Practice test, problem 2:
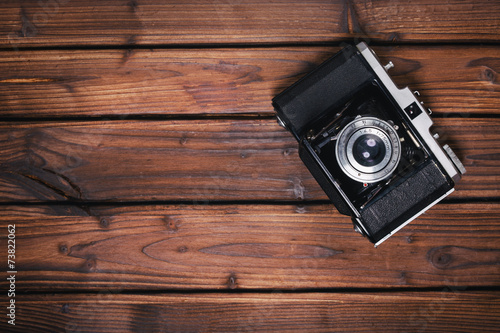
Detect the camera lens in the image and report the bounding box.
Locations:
[335,117,401,183]
[353,134,386,167]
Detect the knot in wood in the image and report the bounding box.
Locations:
[99,218,110,228]
[59,244,68,254]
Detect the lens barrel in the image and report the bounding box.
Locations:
[336,117,401,183]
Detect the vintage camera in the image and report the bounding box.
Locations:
[273,42,466,246]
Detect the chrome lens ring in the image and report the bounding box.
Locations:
[336,117,401,183]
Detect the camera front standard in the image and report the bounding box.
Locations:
[273,42,466,246]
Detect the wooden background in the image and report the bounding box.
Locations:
[1,0,499,331]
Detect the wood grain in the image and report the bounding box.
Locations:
[1,0,499,49]
[0,46,498,118]
[1,292,498,332]
[0,118,497,203]
[1,203,499,291]
[2,1,498,331]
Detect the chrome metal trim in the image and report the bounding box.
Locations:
[443,144,467,176]
[356,42,462,183]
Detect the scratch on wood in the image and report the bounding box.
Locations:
[0,78,58,83]
[128,0,139,12]
[0,76,99,84]
[399,271,408,285]
[295,205,307,214]
[19,6,37,38]
[127,35,137,45]
[41,168,83,200]
[341,0,364,35]
[17,172,71,200]
[228,272,237,289]
[292,177,305,201]
[122,49,135,65]
[60,304,70,314]
[70,241,98,254]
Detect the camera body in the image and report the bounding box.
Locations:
[273,42,466,246]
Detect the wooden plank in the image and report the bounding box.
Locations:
[1,292,498,332]
[2,0,499,49]
[0,46,498,118]
[1,203,499,291]
[0,118,497,203]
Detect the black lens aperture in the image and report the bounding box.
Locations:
[353,134,386,167]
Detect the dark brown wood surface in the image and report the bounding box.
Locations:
[0,118,498,202]
[2,292,499,332]
[0,46,498,118]
[0,0,499,331]
[0,203,499,291]
[2,0,500,48]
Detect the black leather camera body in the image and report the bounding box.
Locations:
[273,42,466,246]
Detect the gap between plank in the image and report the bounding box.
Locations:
[0,113,498,123]
[0,197,498,209]
[1,40,500,53]
[13,285,500,297]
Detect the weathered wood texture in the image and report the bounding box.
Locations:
[1,1,499,331]
[0,118,497,203]
[2,0,500,48]
[1,46,498,118]
[1,203,498,291]
[1,292,499,332]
